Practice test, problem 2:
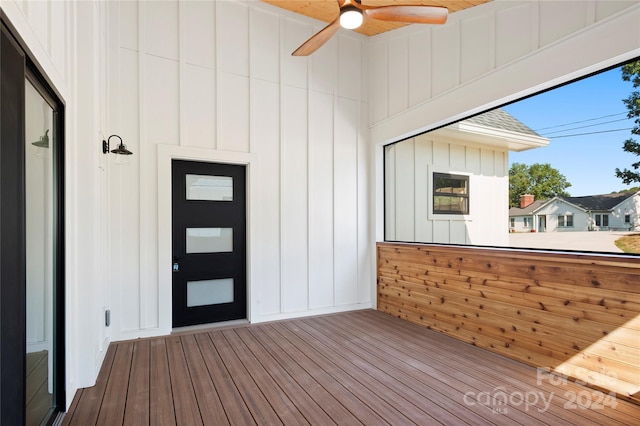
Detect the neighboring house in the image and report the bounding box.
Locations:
[386,108,548,246]
[509,191,640,232]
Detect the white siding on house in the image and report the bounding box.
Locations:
[511,216,533,233]
[610,194,640,230]
[385,134,508,246]
[511,194,640,233]
[536,200,588,232]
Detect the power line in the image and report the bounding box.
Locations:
[548,127,633,139]
[540,118,630,136]
[533,112,627,132]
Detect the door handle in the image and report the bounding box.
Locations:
[172,256,181,272]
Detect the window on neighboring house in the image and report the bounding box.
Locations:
[510,218,515,228]
[433,173,469,215]
[595,214,609,227]
[558,214,573,227]
[625,214,631,223]
[523,217,531,228]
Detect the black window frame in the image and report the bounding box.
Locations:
[432,172,470,215]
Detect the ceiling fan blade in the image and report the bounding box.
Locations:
[292,18,341,56]
[364,5,448,24]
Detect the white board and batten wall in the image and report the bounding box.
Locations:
[370,0,640,143]
[385,134,508,246]
[107,0,374,344]
[3,0,640,406]
[2,0,114,402]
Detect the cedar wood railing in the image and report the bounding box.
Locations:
[377,242,640,405]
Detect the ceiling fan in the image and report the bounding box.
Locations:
[292,0,448,56]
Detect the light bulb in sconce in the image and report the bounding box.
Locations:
[114,153,131,166]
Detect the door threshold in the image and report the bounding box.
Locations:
[171,318,249,335]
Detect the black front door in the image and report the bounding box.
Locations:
[171,160,246,327]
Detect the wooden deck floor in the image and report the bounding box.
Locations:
[63,310,639,425]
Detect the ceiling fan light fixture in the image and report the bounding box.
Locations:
[339,6,363,30]
[291,1,447,56]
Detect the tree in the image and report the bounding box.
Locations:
[611,187,640,194]
[615,60,640,184]
[509,163,571,207]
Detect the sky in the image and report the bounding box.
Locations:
[502,61,638,197]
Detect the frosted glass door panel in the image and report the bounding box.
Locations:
[186,174,233,201]
[186,228,233,253]
[187,279,234,307]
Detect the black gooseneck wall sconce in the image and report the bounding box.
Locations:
[32,129,50,159]
[32,129,49,148]
[102,134,133,156]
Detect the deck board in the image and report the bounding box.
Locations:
[65,344,116,425]
[307,315,509,426]
[287,319,438,425]
[193,332,256,426]
[233,328,334,424]
[355,310,635,426]
[208,330,283,425]
[63,310,640,426]
[149,338,176,426]
[249,324,367,424]
[342,312,565,425]
[166,335,203,425]
[273,321,413,424]
[180,334,229,426]
[222,329,311,425]
[96,342,133,425]
[123,340,150,426]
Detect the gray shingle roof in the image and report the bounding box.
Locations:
[564,192,637,211]
[508,199,548,215]
[509,191,638,216]
[464,108,540,137]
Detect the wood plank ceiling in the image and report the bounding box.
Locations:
[261,0,493,36]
